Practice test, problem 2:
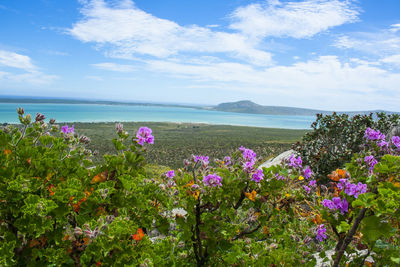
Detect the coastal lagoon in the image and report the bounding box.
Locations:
[0,103,315,129]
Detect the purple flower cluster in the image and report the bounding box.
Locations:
[275,174,285,180]
[61,124,74,134]
[194,155,209,167]
[288,154,302,168]
[316,224,327,242]
[337,179,367,198]
[309,180,317,187]
[303,166,312,179]
[165,170,175,179]
[322,197,348,214]
[239,146,257,173]
[364,127,385,141]
[392,136,400,150]
[364,155,378,175]
[251,169,264,183]
[203,173,222,188]
[136,127,154,146]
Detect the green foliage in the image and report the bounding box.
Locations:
[1,110,400,266]
[294,112,400,181]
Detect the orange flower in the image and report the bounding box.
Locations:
[96,262,102,267]
[132,228,145,241]
[3,149,11,155]
[245,190,257,202]
[83,237,91,245]
[336,169,346,178]
[62,234,70,241]
[263,226,269,235]
[91,172,107,183]
[27,158,31,165]
[48,184,56,196]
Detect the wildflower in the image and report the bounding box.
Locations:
[61,124,74,134]
[223,156,231,165]
[49,118,56,124]
[136,127,154,146]
[203,173,222,187]
[245,190,257,202]
[309,180,317,187]
[243,161,255,173]
[251,169,264,183]
[275,173,285,180]
[316,224,327,242]
[303,166,312,179]
[242,148,257,163]
[364,155,378,175]
[165,170,175,179]
[364,128,385,141]
[288,154,302,168]
[115,123,124,134]
[17,107,24,115]
[322,199,335,210]
[3,149,11,155]
[132,228,145,241]
[392,136,400,150]
[303,185,311,194]
[298,176,304,181]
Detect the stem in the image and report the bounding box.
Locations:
[234,182,249,209]
[359,243,374,267]
[332,207,367,267]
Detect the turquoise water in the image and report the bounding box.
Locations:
[0,103,315,129]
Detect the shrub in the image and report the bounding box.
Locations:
[294,112,400,182]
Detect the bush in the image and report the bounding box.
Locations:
[1,109,400,266]
[294,112,400,182]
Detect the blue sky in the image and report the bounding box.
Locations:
[0,0,400,111]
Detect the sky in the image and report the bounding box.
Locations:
[0,0,400,111]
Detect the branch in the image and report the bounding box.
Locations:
[232,223,261,241]
[234,182,248,209]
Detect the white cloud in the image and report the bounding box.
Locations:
[92,62,136,72]
[229,0,359,39]
[381,54,400,66]
[334,26,400,56]
[0,50,36,71]
[68,0,273,66]
[0,50,57,85]
[145,56,400,110]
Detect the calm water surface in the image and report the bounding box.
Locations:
[0,103,315,129]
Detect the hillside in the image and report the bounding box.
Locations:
[213,100,399,116]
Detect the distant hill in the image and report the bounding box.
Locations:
[213,100,399,116]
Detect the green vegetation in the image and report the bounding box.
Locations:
[1,110,400,266]
[75,122,308,168]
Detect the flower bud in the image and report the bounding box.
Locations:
[17,107,24,115]
[25,114,31,124]
[115,123,124,134]
[35,113,46,122]
[74,227,83,236]
[79,135,91,144]
[49,118,56,124]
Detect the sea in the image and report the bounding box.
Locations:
[0,103,315,129]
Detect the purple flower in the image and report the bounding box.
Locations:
[243,161,255,173]
[288,154,302,168]
[377,140,389,148]
[364,155,378,175]
[340,198,348,214]
[223,156,231,165]
[136,127,154,146]
[61,124,74,134]
[303,185,311,194]
[165,170,175,179]
[309,180,317,187]
[322,199,335,210]
[203,173,222,188]
[194,155,209,167]
[241,147,257,163]
[316,224,327,242]
[303,166,312,179]
[339,179,367,198]
[275,173,285,180]
[251,169,264,183]
[392,136,400,150]
[364,128,385,141]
